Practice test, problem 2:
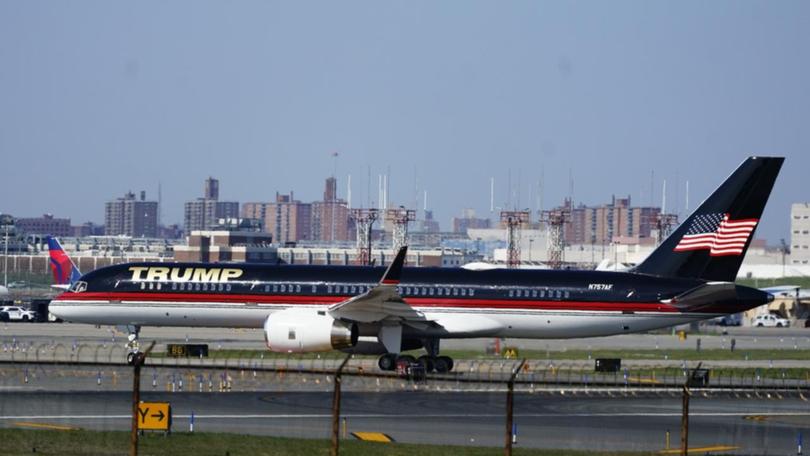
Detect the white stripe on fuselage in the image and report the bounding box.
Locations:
[49,299,714,339]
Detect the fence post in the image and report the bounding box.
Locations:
[131,341,156,456]
[331,354,352,456]
[505,358,526,456]
[680,362,702,456]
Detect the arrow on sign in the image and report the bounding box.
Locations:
[151,410,165,421]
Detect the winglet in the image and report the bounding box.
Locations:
[381,246,407,285]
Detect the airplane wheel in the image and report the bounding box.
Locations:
[436,356,454,373]
[127,352,137,365]
[378,353,397,371]
[416,355,434,372]
[396,354,416,365]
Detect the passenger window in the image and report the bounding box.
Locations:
[226,284,231,292]
[421,287,427,295]
[280,284,286,292]
[288,328,296,340]
[295,285,301,293]
[172,283,177,291]
[564,291,570,299]
[531,290,537,298]
[508,290,514,297]
[312,285,317,293]
[351,286,356,294]
[460,288,466,296]
[469,288,475,296]
[429,288,434,296]
[452,288,458,296]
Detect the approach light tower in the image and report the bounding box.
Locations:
[500,210,530,269]
[540,208,570,270]
[350,208,378,266]
[386,207,416,252]
[654,213,679,246]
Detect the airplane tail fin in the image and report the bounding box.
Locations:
[47,236,81,287]
[633,156,783,282]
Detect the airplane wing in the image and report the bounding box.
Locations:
[328,247,427,323]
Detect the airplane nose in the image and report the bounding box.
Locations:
[765,291,775,303]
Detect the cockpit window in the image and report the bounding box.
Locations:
[70,281,88,293]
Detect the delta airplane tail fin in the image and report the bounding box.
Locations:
[633,156,783,282]
[47,236,81,289]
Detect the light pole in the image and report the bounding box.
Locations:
[1,216,12,288]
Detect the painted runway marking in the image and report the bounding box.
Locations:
[659,445,739,454]
[12,421,81,431]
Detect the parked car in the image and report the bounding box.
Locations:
[0,306,37,322]
[714,313,742,326]
[752,314,790,328]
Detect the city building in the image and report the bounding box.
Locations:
[243,193,312,245]
[174,229,277,263]
[560,196,660,246]
[72,222,105,237]
[311,177,351,242]
[452,208,491,234]
[790,203,810,265]
[104,191,158,237]
[184,177,240,232]
[15,214,71,237]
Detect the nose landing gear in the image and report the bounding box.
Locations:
[125,325,141,365]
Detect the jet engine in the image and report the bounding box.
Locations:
[263,309,358,353]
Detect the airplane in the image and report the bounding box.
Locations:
[47,236,82,290]
[50,156,783,370]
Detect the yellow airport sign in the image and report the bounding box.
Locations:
[137,402,171,431]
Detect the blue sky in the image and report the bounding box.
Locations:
[1,2,808,243]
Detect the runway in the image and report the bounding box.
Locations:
[2,322,809,352]
[0,391,807,454]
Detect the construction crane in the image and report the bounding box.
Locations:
[350,208,378,266]
[540,208,570,270]
[385,207,415,252]
[500,211,530,269]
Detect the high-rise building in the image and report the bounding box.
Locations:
[559,196,660,246]
[790,203,810,265]
[204,177,219,200]
[311,177,351,242]
[243,193,312,244]
[104,191,158,237]
[184,178,239,232]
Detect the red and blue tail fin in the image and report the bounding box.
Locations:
[47,236,81,288]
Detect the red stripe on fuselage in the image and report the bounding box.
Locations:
[54,291,680,313]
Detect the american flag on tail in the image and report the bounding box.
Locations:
[674,213,758,256]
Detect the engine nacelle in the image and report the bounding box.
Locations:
[263,309,358,353]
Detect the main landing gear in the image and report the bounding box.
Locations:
[377,353,454,373]
[125,325,141,365]
[377,337,454,374]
